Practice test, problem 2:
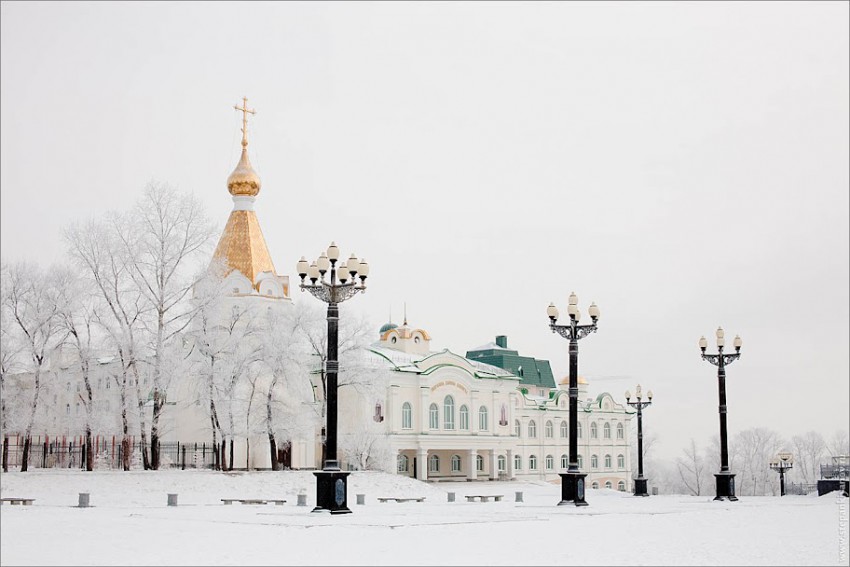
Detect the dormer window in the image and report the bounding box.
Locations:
[414,336,420,344]
[391,337,397,344]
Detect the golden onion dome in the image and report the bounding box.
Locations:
[227,148,261,196]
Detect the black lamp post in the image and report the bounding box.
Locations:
[547,292,600,507]
[769,452,794,497]
[699,327,742,502]
[625,384,653,497]
[297,242,369,515]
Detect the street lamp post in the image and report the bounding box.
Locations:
[769,452,794,496]
[297,242,369,515]
[547,292,600,507]
[625,385,653,497]
[699,327,742,502]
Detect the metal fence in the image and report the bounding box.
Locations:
[786,482,817,495]
[1,435,222,471]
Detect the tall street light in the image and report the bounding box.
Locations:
[297,242,369,515]
[769,452,794,497]
[699,327,742,502]
[625,384,653,497]
[547,292,600,507]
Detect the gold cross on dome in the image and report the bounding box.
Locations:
[233,96,256,147]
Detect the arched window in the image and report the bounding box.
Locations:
[545,455,554,470]
[66,404,70,415]
[75,402,80,415]
[444,396,455,430]
[577,454,584,468]
[497,455,507,472]
[590,422,598,439]
[605,454,612,469]
[560,454,568,469]
[476,454,484,472]
[459,405,469,430]
[528,420,537,438]
[529,455,538,470]
[66,382,70,392]
[499,403,508,426]
[479,406,488,431]
[617,454,625,469]
[429,404,439,429]
[397,454,409,472]
[591,454,598,469]
[97,378,102,389]
[577,423,583,438]
[605,481,613,489]
[514,419,521,437]
[617,423,624,439]
[402,402,412,429]
[560,421,568,438]
[451,454,462,472]
[428,454,440,473]
[545,421,554,439]
[603,422,611,439]
[591,481,599,489]
[618,480,626,492]
[514,454,522,470]
[106,379,110,390]
[374,402,384,422]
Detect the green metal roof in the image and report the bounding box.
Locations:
[465,346,556,389]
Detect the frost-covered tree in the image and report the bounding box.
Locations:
[65,219,148,471]
[676,438,710,496]
[186,262,262,470]
[55,269,101,471]
[293,302,381,466]
[115,182,215,470]
[791,431,827,484]
[2,262,68,471]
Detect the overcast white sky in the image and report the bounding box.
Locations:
[2,1,848,461]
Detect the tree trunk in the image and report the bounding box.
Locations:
[131,364,151,470]
[2,435,8,472]
[269,433,278,471]
[21,436,31,472]
[229,438,234,471]
[85,428,93,472]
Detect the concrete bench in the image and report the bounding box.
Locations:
[376,497,426,503]
[221,498,282,505]
[0,498,35,506]
[465,494,503,503]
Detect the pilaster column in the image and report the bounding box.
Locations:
[507,448,515,479]
[420,387,430,434]
[489,450,498,480]
[468,449,478,480]
[417,448,428,481]
[388,386,399,431]
[470,390,479,435]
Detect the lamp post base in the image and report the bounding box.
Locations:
[312,469,352,514]
[633,476,650,497]
[714,472,738,502]
[557,471,589,507]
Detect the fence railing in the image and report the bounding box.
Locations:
[1,435,223,471]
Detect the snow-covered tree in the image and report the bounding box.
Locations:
[65,219,148,471]
[115,182,215,470]
[2,262,68,471]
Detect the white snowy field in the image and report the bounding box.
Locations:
[1,469,847,566]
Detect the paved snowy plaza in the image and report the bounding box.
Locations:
[0,470,846,566]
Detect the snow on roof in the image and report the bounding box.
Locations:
[467,341,512,352]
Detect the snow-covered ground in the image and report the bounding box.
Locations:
[1,469,846,566]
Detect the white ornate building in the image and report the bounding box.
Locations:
[340,318,635,489]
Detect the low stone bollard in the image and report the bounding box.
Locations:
[297,493,307,507]
[652,487,658,496]
[447,492,455,502]
[515,491,523,503]
[167,494,178,507]
[356,494,365,505]
[78,493,90,508]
